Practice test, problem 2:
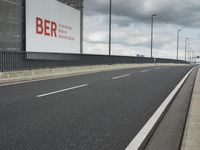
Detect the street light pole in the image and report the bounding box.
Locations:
[188,45,192,63]
[184,38,189,61]
[80,0,84,54]
[109,0,112,55]
[189,50,192,63]
[188,43,190,62]
[191,50,194,63]
[151,14,157,58]
[177,29,181,60]
[191,51,194,63]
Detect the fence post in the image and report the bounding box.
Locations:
[154,58,156,64]
[0,51,2,72]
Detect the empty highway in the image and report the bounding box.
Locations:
[0,65,193,150]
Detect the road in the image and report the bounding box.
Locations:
[0,65,193,150]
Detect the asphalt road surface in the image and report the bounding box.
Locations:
[0,65,193,150]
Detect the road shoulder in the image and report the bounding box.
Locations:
[144,67,198,150]
[181,67,200,150]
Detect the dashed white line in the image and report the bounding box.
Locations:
[36,84,88,98]
[125,67,195,150]
[140,69,150,73]
[112,74,130,80]
[155,67,161,70]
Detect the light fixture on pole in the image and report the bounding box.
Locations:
[176,29,181,60]
[151,14,157,58]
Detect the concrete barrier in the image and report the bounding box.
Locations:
[0,63,190,85]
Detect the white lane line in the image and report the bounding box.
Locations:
[155,67,161,70]
[36,84,88,98]
[112,74,130,80]
[140,69,150,73]
[125,67,195,150]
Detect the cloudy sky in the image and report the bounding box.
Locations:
[82,0,200,61]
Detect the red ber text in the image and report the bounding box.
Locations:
[36,17,57,37]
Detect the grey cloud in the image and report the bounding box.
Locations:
[84,0,200,27]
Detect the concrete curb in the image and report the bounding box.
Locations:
[0,63,189,85]
[181,67,200,150]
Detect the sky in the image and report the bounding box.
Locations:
[82,0,200,61]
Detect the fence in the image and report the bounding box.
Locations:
[0,51,188,72]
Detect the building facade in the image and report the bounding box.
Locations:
[0,0,22,51]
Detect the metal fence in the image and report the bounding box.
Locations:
[0,51,188,72]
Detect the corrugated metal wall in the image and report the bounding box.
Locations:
[58,0,83,9]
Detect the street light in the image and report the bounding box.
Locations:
[188,44,192,63]
[191,51,194,63]
[176,29,181,60]
[151,14,157,58]
[190,50,193,63]
[184,38,189,61]
[188,43,191,62]
[109,0,112,55]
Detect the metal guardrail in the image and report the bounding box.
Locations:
[0,51,188,72]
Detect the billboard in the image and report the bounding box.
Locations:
[26,0,80,53]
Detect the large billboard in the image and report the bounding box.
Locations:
[26,0,80,53]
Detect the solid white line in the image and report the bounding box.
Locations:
[36,84,88,98]
[125,67,195,150]
[112,74,130,80]
[140,69,149,73]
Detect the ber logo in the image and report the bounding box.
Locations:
[36,17,57,37]
[35,17,75,41]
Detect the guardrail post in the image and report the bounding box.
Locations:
[154,58,156,64]
[0,51,2,72]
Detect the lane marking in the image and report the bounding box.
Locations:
[140,69,149,73]
[36,84,88,98]
[125,67,195,150]
[112,74,130,80]
[155,67,161,70]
